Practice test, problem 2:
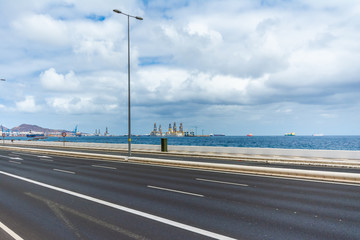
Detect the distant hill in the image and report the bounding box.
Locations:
[10,124,67,133]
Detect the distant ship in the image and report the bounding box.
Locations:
[284,132,295,136]
[26,133,45,138]
[313,133,324,136]
[210,134,225,137]
[26,131,46,140]
[26,130,45,138]
[247,133,253,137]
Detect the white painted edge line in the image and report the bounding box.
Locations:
[53,169,75,174]
[37,156,52,159]
[0,171,234,240]
[196,178,248,187]
[9,161,21,164]
[0,221,24,240]
[91,165,117,170]
[148,185,204,198]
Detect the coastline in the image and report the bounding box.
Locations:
[4,135,360,151]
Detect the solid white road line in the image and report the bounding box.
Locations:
[37,156,52,159]
[0,171,235,240]
[147,185,204,197]
[91,165,117,170]
[53,169,75,174]
[0,221,24,240]
[196,178,248,187]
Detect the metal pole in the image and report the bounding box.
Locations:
[127,15,131,157]
[113,9,142,157]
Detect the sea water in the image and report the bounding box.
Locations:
[10,135,360,151]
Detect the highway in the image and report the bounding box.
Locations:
[0,148,359,240]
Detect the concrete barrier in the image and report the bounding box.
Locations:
[167,145,360,160]
[1,145,359,184]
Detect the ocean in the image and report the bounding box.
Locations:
[8,135,360,151]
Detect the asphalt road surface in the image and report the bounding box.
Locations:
[4,143,360,173]
[0,148,359,240]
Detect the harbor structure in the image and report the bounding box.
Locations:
[150,122,185,136]
[150,123,163,136]
[166,122,184,136]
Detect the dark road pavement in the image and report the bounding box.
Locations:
[0,148,359,239]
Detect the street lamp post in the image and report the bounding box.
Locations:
[113,9,143,157]
[1,79,5,144]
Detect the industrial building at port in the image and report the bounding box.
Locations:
[150,122,195,137]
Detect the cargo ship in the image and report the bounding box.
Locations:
[26,130,45,138]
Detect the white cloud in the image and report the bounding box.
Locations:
[40,68,79,91]
[12,14,69,47]
[1,0,360,134]
[134,67,270,106]
[15,96,42,113]
[46,96,118,114]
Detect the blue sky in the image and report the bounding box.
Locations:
[0,0,359,135]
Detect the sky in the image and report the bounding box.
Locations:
[0,0,359,136]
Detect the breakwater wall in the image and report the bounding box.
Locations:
[4,139,360,160]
